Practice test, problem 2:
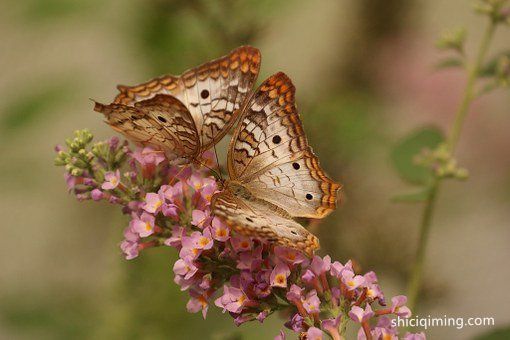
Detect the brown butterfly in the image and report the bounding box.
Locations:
[93,46,261,163]
[212,72,341,255]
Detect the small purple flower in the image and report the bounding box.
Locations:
[120,240,139,260]
[321,316,341,336]
[211,217,229,241]
[270,262,291,288]
[102,170,121,190]
[330,260,353,277]
[341,269,365,291]
[403,332,426,340]
[161,203,178,219]
[349,305,374,323]
[131,212,156,237]
[286,284,304,304]
[256,310,268,323]
[311,255,331,275]
[108,136,119,149]
[132,147,165,167]
[231,237,252,252]
[391,295,412,318]
[306,327,323,340]
[370,316,398,340]
[191,209,211,229]
[214,285,248,314]
[302,290,321,314]
[143,192,163,214]
[164,226,185,248]
[284,313,304,332]
[173,258,198,280]
[301,269,316,284]
[186,291,208,319]
[91,188,103,201]
[274,246,307,265]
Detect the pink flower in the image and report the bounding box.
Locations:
[403,332,426,340]
[270,262,291,288]
[275,246,307,265]
[321,316,341,337]
[186,291,209,319]
[302,290,321,314]
[349,305,374,323]
[91,188,103,201]
[301,268,316,282]
[191,209,211,228]
[191,230,214,250]
[341,269,365,290]
[161,203,178,219]
[284,313,304,332]
[132,147,165,167]
[330,260,352,277]
[102,170,121,190]
[256,310,268,323]
[369,317,398,340]
[231,237,252,252]
[164,226,185,248]
[131,212,156,237]
[306,327,323,340]
[173,258,198,280]
[391,295,412,318]
[214,286,248,314]
[211,217,229,241]
[286,284,304,304]
[311,255,331,275]
[143,192,163,213]
[120,240,138,260]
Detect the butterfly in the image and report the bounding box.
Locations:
[93,46,261,164]
[212,72,341,256]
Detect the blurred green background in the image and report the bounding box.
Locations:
[1,1,509,339]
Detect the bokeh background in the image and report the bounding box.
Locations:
[1,1,509,339]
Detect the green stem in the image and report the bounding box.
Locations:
[447,20,497,151]
[407,18,497,313]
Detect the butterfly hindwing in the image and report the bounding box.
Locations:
[94,94,199,161]
[212,191,319,255]
[113,46,261,153]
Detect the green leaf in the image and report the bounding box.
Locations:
[392,188,430,203]
[474,326,510,340]
[391,126,445,185]
[434,57,464,70]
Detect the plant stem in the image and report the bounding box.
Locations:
[447,20,497,151]
[407,18,497,313]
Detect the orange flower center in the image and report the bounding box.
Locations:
[199,237,209,247]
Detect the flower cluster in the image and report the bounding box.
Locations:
[55,130,426,339]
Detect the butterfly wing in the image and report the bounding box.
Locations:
[114,46,261,152]
[212,190,319,255]
[228,72,341,218]
[94,94,199,161]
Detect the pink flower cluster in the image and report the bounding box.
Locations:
[55,133,426,339]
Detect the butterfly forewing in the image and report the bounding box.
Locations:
[113,46,261,153]
[212,191,320,255]
[228,72,341,218]
[94,94,199,161]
